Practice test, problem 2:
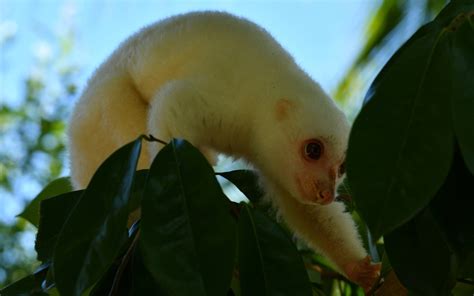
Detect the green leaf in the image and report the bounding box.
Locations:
[53,137,142,296]
[128,169,149,212]
[429,148,474,270]
[460,252,474,278]
[89,222,141,296]
[238,204,312,296]
[18,177,73,227]
[384,148,474,295]
[435,1,474,26]
[385,208,458,296]
[139,139,236,296]
[449,13,474,175]
[88,250,126,296]
[347,15,456,239]
[0,264,49,296]
[217,170,264,203]
[452,281,474,296]
[379,249,392,278]
[129,246,163,295]
[35,170,145,273]
[35,190,82,262]
[351,211,380,262]
[230,274,241,296]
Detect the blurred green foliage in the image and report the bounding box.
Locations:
[0,220,37,286]
[334,0,448,117]
[0,26,79,287]
[0,32,77,192]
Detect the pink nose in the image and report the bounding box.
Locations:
[318,190,334,205]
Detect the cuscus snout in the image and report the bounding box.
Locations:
[316,189,335,205]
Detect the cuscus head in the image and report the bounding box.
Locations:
[254,95,350,205]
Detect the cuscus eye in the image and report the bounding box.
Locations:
[303,139,323,160]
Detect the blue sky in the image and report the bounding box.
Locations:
[1,0,374,107]
[0,0,374,224]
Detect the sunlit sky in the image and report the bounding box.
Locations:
[1,0,374,105]
[0,0,374,224]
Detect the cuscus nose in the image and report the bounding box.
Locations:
[317,190,335,205]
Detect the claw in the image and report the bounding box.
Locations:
[343,256,381,293]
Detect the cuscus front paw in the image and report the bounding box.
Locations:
[343,256,381,293]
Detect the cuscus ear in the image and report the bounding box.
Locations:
[274,98,297,121]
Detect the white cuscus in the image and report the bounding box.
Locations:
[68,11,380,291]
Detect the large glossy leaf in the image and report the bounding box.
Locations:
[52,137,142,296]
[435,0,474,26]
[18,177,73,227]
[385,147,474,295]
[238,204,312,296]
[449,12,474,174]
[139,139,236,296]
[0,264,49,296]
[128,246,163,295]
[460,252,474,279]
[89,225,140,296]
[452,281,474,296]
[429,148,474,268]
[385,208,457,296]
[128,169,149,212]
[217,170,264,203]
[347,10,461,239]
[88,259,122,296]
[35,164,145,272]
[35,190,82,262]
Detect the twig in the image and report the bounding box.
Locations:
[143,134,168,145]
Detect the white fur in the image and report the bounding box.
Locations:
[68,11,367,280]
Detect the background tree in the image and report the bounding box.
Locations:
[0,22,78,285]
[336,0,448,117]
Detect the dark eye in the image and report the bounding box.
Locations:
[304,140,323,160]
[338,161,346,176]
